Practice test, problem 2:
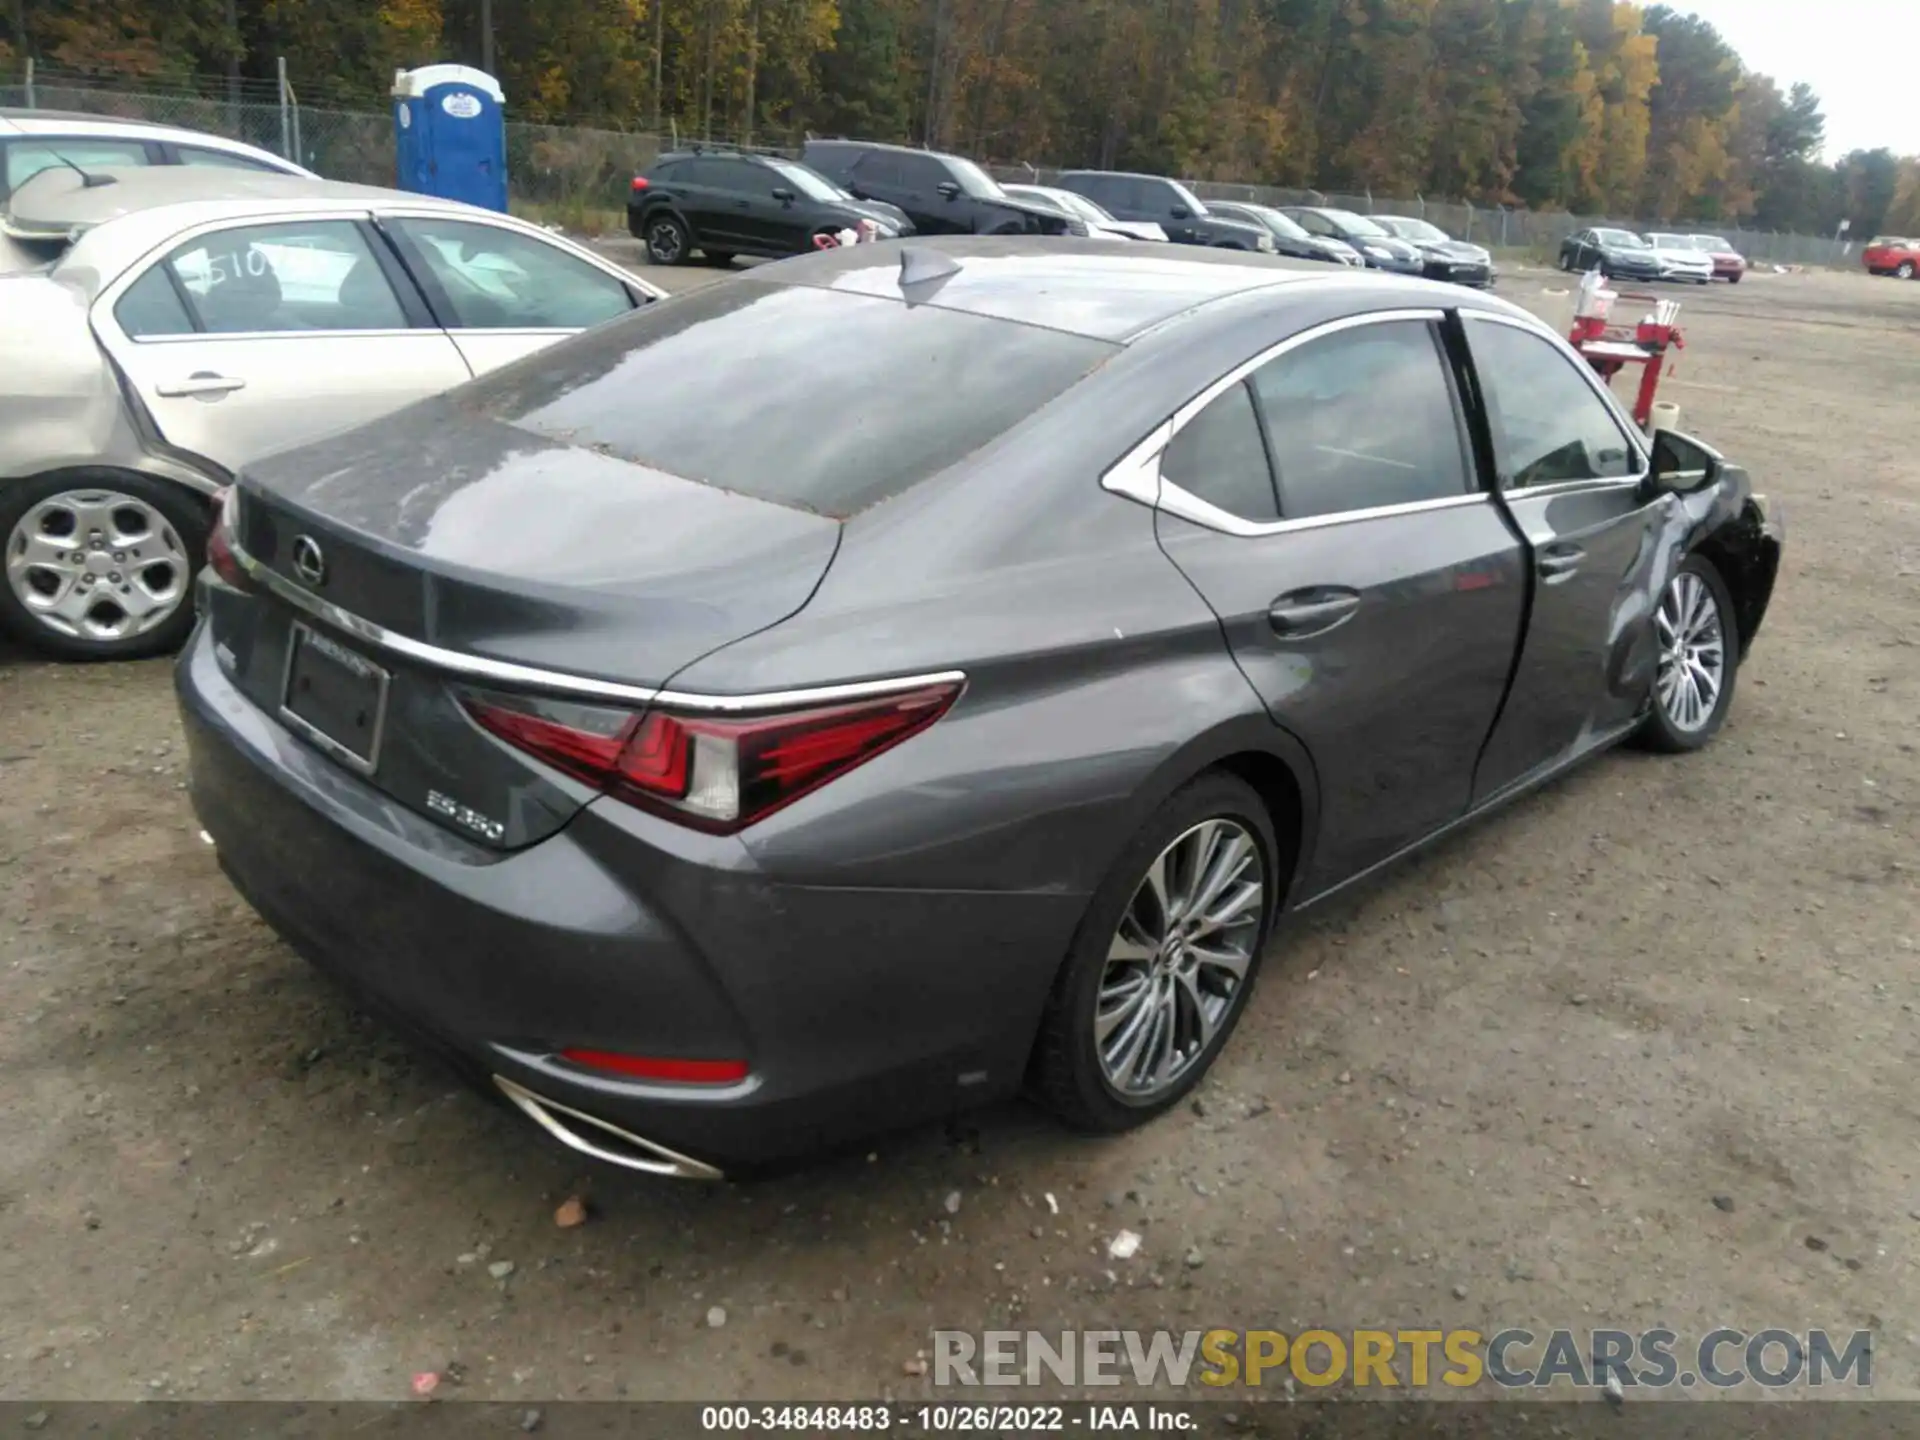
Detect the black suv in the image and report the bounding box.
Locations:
[1053,171,1273,251]
[798,140,1083,237]
[628,148,912,265]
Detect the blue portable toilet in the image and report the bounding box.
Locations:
[392,64,507,212]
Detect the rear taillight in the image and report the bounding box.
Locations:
[630,175,649,192]
[205,485,252,591]
[461,681,960,833]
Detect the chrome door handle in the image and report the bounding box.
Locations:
[156,373,247,397]
[1538,544,1585,582]
[1268,588,1362,638]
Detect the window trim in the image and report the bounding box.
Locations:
[1460,309,1649,492]
[1102,307,1493,538]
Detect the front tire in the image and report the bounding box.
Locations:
[644,213,691,266]
[1028,772,1279,1132]
[1902,261,1919,280]
[1633,555,1739,754]
[0,470,208,661]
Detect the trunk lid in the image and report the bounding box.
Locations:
[212,395,841,849]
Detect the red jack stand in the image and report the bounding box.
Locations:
[1566,273,1684,429]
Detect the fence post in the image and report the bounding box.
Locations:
[1500,207,1509,248]
[276,57,292,160]
[1464,200,1473,242]
[290,84,303,166]
[23,57,34,109]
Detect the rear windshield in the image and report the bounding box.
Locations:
[464,279,1116,518]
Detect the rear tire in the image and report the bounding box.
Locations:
[1901,261,1918,280]
[1028,772,1279,1133]
[1728,272,1741,284]
[0,470,208,662]
[1632,555,1739,754]
[644,213,691,266]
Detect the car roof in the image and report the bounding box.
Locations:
[747,234,1421,343]
[804,139,958,160]
[3,165,468,238]
[0,107,179,133]
[656,148,776,165]
[1057,169,1181,181]
[0,108,302,161]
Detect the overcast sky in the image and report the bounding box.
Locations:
[1672,0,1916,160]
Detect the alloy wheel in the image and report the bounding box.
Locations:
[648,219,684,263]
[1094,819,1265,1102]
[1654,570,1726,734]
[5,490,188,643]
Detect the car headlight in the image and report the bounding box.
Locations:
[1363,244,1392,259]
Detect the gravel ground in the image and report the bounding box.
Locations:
[1,261,1916,1404]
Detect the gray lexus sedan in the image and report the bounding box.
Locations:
[177,238,1784,1179]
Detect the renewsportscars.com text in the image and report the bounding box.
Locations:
[933,1328,1872,1391]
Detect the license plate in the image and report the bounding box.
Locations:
[280,622,390,774]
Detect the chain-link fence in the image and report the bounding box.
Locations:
[1,68,1855,265]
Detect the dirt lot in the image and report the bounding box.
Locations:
[2,262,1917,1405]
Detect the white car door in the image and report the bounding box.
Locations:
[378,213,646,375]
[92,214,472,474]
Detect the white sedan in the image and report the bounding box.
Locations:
[0,166,663,659]
[1645,232,1715,285]
[1003,183,1168,242]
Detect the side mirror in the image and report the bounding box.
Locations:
[1169,205,1191,221]
[936,180,961,200]
[1647,428,1724,496]
[771,186,795,204]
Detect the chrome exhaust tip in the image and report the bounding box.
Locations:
[493,1075,724,1181]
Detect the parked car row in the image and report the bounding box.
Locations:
[1559,226,1746,283]
[624,140,1502,286]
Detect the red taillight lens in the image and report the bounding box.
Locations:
[560,1048,747,1085]
[462,692,635,786]
[460,681,960,833]
[205,485,253,591]
[630,175,649,192]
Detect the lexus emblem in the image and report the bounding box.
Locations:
[291,535,327,587]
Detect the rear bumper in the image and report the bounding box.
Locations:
[175,623,1076,1175]
[1423,259,1494,287]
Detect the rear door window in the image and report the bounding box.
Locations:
[1248,319,1472,519]
[157,220,409,334]
[852,153,906,190]
[466,281,1116,517]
